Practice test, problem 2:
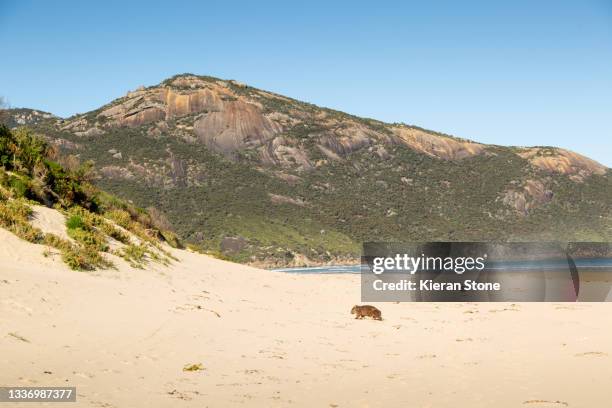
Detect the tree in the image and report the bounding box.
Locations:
[12,127,48,174]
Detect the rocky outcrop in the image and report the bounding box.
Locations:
[61,117,89,132]
[88,76,285,158]
[119,105,166,127]
[268,193,307,207]
[50,138,81,150]
[260,137,313,171]
[74,127,104,137]
[163,88,224,118]
[316,123,378,157]
[502,179,554,215]
[194,100,282,155]
[273,172,302,185]
[518,148,607,181]
[97,87,226,128]
[392,126,485,160]
[0,108,56,128]
[99,165,135,180]
[93,76,233,128]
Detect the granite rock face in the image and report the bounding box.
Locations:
[51,74,604,186]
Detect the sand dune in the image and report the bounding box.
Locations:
[2,220,612,407]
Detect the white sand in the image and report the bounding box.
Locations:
[1,214,612,407]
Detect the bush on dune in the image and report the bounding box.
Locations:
[0,198,43,243]
[42,232,110,271]
[0,125,181,270]
[0,125,92,207]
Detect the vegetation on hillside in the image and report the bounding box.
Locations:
[47,122,611,266]
[0,125,181,270]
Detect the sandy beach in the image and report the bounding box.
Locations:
[1,210,612,407]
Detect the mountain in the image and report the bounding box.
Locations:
[2,73,610,266]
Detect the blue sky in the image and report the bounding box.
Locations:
[1,0,611,166]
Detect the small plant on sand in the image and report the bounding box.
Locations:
[43,233,71,252]
[118,243,148,268]
[99,221,131,244]
[182,363,204,372]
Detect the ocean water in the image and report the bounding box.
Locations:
[271,265,360,274]
[272,258,612,274]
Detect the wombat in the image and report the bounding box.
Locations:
[351,305,382,320]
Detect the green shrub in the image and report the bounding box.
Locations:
[44,232,112,271]
[43,233,72,251]
[120,243,148,268]
[99,221,130,244]
[0,169,8,187]
[106,209,132,228]
[60,246,108,271]
[0,199,43,243]
[9,176,29,198]
[5,199,32,219]
[61,248,87,270]
[66,214,87,230]
[66,226,109,252]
